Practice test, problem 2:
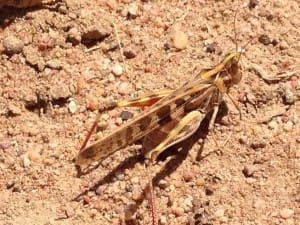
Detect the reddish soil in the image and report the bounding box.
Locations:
[0,1,299,225]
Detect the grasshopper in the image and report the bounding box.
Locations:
[76,9,249,167]
[76,50,245,166]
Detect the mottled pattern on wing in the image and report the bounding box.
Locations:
[143,88,222,154]
[76,81,215,165]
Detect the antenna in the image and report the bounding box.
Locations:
[233,1,240,52]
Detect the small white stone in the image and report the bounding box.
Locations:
[111,64,123,76]
[128,3,139,17]
[130,176,139,184]
[28,148,42,162]
[214,208,225,218]
[118,82,132,95]
[173,30,188,50]
[22,154,31,167]
[283,121,293,132]
[268,120,278,130]
[3,35,24,55]
[159,215,167,225]
[169,184,175,191]
[280,208,294,219]
[68,100,77,114]
[108,73,115,82]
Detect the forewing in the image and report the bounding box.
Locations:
[143,87,222,156]
[76,79,215,165]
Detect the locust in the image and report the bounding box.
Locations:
[76,48,247,166]
[76,5,251,167]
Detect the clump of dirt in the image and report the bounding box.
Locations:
[0,0,299,225]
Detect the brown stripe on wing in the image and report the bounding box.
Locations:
[143,87,221,156]
[76,82,214,165]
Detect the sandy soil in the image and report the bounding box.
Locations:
[0,0,299,224]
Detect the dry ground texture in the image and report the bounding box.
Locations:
[0,0,299,225]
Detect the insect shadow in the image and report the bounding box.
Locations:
[0,2,63,29]
[73,101,229,220]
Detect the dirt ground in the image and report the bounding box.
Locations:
[0,0,299,224]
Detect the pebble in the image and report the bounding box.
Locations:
[27,127,39,136]
[242,164,258,177]
[250,139,266,149]
[115,117,123,126]
[183,196,193,211]
[76,78,86,93]
[49,85,71,100]
[111,64,123,76]
[173,30,188,50]
[8,103,22,115]
[158,179,169,189]
[28,148,42,162]
[123,46,137,59]
[125,184,133,192]
[118,82,132,95]
[87,95,99,111]
[58,5,68,14]
[172,206,185,217]
[239,135,248,145]
[279,41,289,50]
[67,27,82,45]
[23,46,45,71]
[253,198,266,209]
[108,73,115,82]
[121,111,134,121]
[130,176,140,184]
[283,86,295,105]
[0,142,12,150]
[83,195,91,204]
[290,76,298,89]
[124,205,136,220]
[65,206,75,218]
[245,177,257,184]
[68,100,77,114]
[279,208,294,219]
[46,59,62,70]
[12,183,21,193]
[258,10,274,21]
[115,171,125,181]
[206,42,222,55]
[82,24,111,41]
[258,34,271,45]
[102,0,117,10]
[205,185,214,195]
[3,35,24,55]
[93,199,110,211]
[274,0,285,8]
[249,0,259,9]
[97,122,108,131]
[95,184,107,195]
[144,64,153,73]
[159,215,167,225]
[127,3,139,18]
[183,171,194,182]
[214,208,225,218]
[169,184,176,191]
[218,216,228,223]
[6,180,15,189]
[89,209,97,218]
[22,154,31,167]
[268,120,278,130]
[283,121,293,132]
[132,185,143,201]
